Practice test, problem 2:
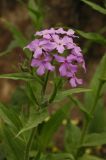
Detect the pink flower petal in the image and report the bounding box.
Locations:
[37,65,45,75]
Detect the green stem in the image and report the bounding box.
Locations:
[42,71,50,96]
[24,127,37,160]
[76,80,104,158]
[24,71,50,160]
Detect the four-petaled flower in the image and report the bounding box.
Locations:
[31,54,55,75]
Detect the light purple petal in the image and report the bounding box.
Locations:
[67,54,76,62]
[45,62,55,71]
[33,47,42,58]
[52,35,60,43]
[59,64,67,76]
[69,77,77,87]
[57,45,65,53]
[67,29,75,36]
[24,39,39,51]
[70,64,78,73]
[39,39,49,45]
[72,46,82,56]
[35,31,42,36]
[31,59,41,67]
[44,42,56,51]
[62,36,73,43]
[54,55,65,63]
[49,28,56,34]
[44,55,52,62]
[37,64,45,75]
[43,34,51,39]
[66,43,75,49]
[56,28,66,34]
[76,78,83,85]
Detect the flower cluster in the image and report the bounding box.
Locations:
[25,28,86,87]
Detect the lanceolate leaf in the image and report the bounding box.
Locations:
[88,100,106,133]
[79,154,105,160]
[81,0,106,15]
[46,153,75,160]
[0,103,23,131]
[64,122,81,155]
[28,0,43,29]
[17,109,48,136]
[69,96,91,117]
[1,18,31,59]
[100,76,106,82]
[0,124,25,160]
[0,73,43,84]
[1,18,27,47]
[84,54,106,111]
[39,103,72,150]
[82,132,106,147]
[55,88,91,102]
[0,40,18,57]
[77,30,106,45]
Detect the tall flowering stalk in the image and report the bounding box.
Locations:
[23,28,86,160]
[25,28,86,87]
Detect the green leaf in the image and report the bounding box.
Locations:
[10,87,30,107]
[25,82,40,106]
[88,100,106,133]
[0,103,23,131]
[69,96,91,118]
[81,0,106,14]
[39,103,72,150]
[28,0,43,29]
[84,54,106,111]
[0,73,43,84]
[0,40,18,57]
[17,108,48,136]
[79,154,105,160]
[77,30,106,44]
[64,122,81,155]
[1,18,31,59]
[46,153,75,160]
[1,18,27,47]
[100,76,106,82]
[55,88,91,102]
[0,124,25,160]
[82,132,106,147]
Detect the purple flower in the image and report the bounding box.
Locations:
[25,39,55,58]
[35,28,56,39]
[69,76,83,87]
[24,39,39,52]
[54,54,78,77]
[31,54,55,75]
[54,54,84,87]
[52,35,74,53]
[24,27,86,87]
[71,47,86,71]
[56,28,66,34]
[67,29,75,36]
[56,28,75,36]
